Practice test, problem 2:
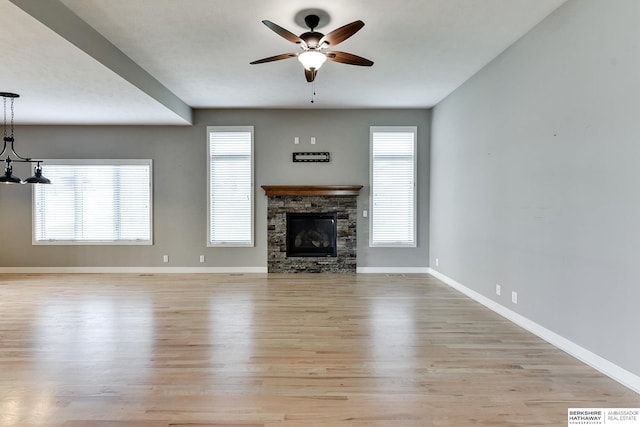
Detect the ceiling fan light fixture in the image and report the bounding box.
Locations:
[298,50,327,71]
[251,14,372,87]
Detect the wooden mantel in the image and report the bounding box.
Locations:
[261,185,363,197]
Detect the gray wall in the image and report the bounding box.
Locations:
[0,108,430,269]
[430,0,640,376]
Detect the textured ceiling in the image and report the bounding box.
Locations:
[1,0,567,124]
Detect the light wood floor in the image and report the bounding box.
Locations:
[0,273,638,426]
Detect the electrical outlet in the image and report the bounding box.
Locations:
[435,258,439,267]
[496,284,501,296]
[199,255,205,263]
[310,137,316,144]
[512,291,518,304]
[363,210,368,217]
[163,255,169,263]
[294,136,299,144]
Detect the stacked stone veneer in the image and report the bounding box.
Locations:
[267,195,357,273]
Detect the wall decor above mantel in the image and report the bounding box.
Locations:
[292,152,330,162]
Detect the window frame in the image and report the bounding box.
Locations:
[31,158,153,246]
[207,125,255,247]
[369,126,418,248]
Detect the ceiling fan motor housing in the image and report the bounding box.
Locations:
[301,15,323,48]
[301,31,323,49]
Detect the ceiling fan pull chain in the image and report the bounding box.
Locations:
[310,81,316,103]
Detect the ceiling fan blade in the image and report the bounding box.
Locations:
[305,68,317,82]
[250,53,298,65]
[319,20,365,47]
[325,51,374,66]
[262,20,306,47]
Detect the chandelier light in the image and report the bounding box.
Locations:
[0,92,50,185]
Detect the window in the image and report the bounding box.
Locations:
[207,126,254,247]
[370,126,417,247]
[33,159,152,245]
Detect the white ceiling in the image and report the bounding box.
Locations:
[1,0,567,125]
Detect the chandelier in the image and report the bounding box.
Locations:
[0,92,50,184]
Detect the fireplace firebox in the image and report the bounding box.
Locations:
[286,212,337,257]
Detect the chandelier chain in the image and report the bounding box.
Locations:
[10,96,14,139]
[3,96,6,140]
[2,96,16,141]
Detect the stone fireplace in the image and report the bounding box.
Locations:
[262,185,362,273]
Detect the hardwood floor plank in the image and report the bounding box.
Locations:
[0,273,638,426]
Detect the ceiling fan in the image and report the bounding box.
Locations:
[250,14,374,83]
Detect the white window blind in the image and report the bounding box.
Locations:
[370,126,417,247]
[33,160,152,245]
[208,126,254,247]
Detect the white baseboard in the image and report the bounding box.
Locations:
[0,266,268,274]
[357,267,431,274]
[428,268,640,394]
